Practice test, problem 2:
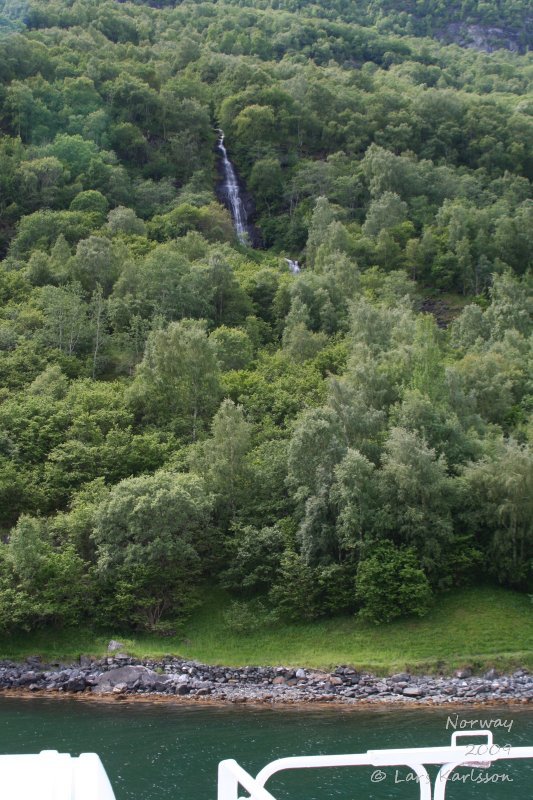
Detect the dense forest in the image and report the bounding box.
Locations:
[0,0,531,635]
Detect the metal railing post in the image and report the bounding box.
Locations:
[218,760,240,800]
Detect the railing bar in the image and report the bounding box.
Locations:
[220,734,533,800]
[256,745,533,783]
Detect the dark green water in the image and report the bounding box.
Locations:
[0,698,531,799]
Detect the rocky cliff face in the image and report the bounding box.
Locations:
[436,22,530,53]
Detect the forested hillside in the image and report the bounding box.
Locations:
[0,0,531,636]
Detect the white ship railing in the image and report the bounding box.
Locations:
[218,731,533,800]
[0,750,116,800]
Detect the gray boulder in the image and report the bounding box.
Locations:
[454,668,473,679]
[391,673,411,682]
[94,665,158,693]
[403,686,424,697]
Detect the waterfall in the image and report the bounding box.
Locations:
[285,258,301,274]
[216,129,249,245]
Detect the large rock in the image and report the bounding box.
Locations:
[94,665,158,693]
[66,673,86,692]
[403,687,424,697]
[454,668,473,679]
[391,673,411,682]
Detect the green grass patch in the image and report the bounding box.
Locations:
[0,586,531,674]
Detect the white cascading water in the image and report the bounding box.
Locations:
[216,129,249,245]
[285,258,301,274]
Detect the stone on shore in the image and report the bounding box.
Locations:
[95,665,158,693]
[403,687,424,697]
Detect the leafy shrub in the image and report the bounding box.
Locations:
[355,543,432,623]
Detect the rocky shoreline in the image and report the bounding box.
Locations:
[0,651,531,706]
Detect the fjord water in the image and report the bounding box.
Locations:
[0,698,531,800]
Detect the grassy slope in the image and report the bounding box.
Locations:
[0,587,531,674]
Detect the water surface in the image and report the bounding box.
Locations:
[0,698,531,799]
